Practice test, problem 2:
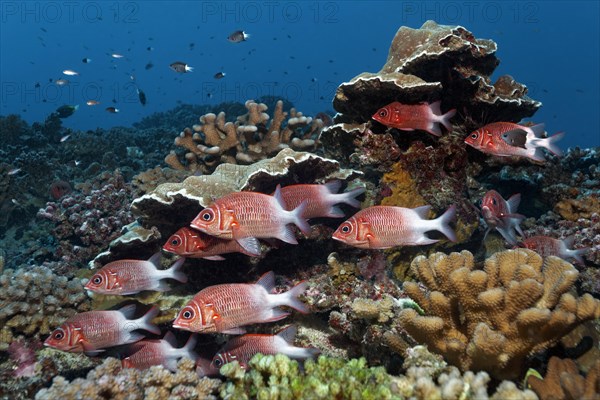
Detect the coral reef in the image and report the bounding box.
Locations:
[398,249,600,380]
[527,356,600,400]
[166,100,324,173]
[220,354,399,399]
[322,20,540,164]
[35,357,221,400]
[0,265,91,349]
[36,170,136,270]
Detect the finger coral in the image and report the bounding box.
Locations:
[166,100,324,173]
[527,356,600,400]
[398,249,600,380]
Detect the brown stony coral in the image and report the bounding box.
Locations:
[527,356,600,400]
[398,249,600,380]
[166,99,323,173]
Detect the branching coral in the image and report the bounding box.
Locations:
[398,249,600,380]
[0,266,91,348]
[165,100,324,173]
[527,356,600,400]
[35,357,221,400]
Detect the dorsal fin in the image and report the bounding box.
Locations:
[276,325,298,344]
[255,271,276,292]
[323,180,342,194]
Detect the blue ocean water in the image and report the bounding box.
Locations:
[1,1,598,149]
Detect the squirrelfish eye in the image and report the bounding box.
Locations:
[470,133,478,139]
[201,209,214,221]
[53,329,65,340]
[213,358,222,367]
[340,222,352,234]
[171,237,181,246]
[181,307,194,320]
[92,275,102,285]
[378,109,387,118]
[492,198,497,206]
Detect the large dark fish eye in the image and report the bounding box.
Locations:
[492,198,497,206]
[213,358,222,367]
[201,209,214,221]
[182,307,194,320]
[470,133,478,139]
[92,275,102,285]
[53,329,64,340]
[378,109,388,118]
[340,222,352,234]
[171,237,181,246]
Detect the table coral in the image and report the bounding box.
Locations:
[0,266,91,348]
[35,357,221,400]
[166,100,324,173]
[398,249,600,380]
[527,356,600,400]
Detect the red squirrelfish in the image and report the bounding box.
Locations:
[480,190,525,245]
[279,181,365,219]
[84,253,187,295]
[332,205,457,249]
[172,271,309,334]
[465,122,564,162]
[163,227,261,260]
[519,235,589,265]
[44,305,160,354]
[190,186,310,255]
[372,101,456,137]
[211,325,320,371]
[121,331,198,372]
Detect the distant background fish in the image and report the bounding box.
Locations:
[465,122,564,162]
[480,189,524,245]
[519,235,589,265]
[228,30,249,43]
[172,271,308,334]
[372,101,456,137]
[170,61,193,73]
[332,205,457,249]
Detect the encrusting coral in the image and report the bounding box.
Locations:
[165,100,324,173]
[0,266,91,349]
[35,357,221,400]
[398,249,600,380]
[527,356,600,400]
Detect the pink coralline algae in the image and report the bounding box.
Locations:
[8,339,39,378]
[37,171,136,268]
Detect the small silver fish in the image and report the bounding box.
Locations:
[60,134,71,142]
[228,30,249,43]
[111,53,124,59]
[62,69,79,76]
[55,79,69,86]
[170,61,193,73]
[8,168,21,175]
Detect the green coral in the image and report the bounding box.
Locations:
[219,354,401,400]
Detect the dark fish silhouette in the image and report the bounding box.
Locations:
[170,61,193,73]
[55,104,78,118]
[228,30,249,43]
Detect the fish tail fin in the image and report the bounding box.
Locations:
[544,131,565,157]
[528,123,546,138]
[323,180,342,194]
[186,65,194,72]
[165,257,188,283]
[274,281,309,314]
[506,193,521,214]
[135,306,161,335]
[339,186,366,208]
[434,205,457,242]
[429,101,456,132]
[528,147,547,163]
[179,334,199,361]
[290,200,311,236]
[567,247,589,265]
